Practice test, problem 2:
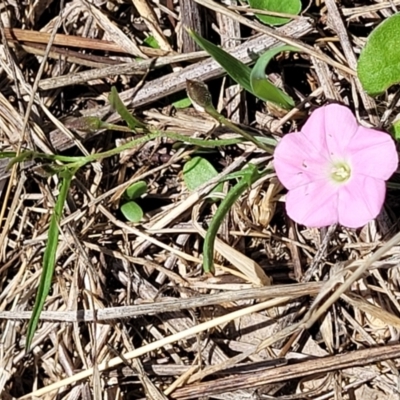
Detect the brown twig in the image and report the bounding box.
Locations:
[171,343,400,399]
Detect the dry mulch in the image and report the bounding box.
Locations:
[1,0,400,399]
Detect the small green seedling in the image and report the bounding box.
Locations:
[120,181,148,222]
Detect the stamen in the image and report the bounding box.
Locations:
[331,162,351,183]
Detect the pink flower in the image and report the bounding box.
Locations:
[274,104,398,228]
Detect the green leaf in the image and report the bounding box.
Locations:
[391,120,400,141]
[183,156,222,193]
[358,13,400,95]
[108,87,146,130]
[250,45,297,109]
[255,136,278,147]
[189,30,253,92]
[26,170,73,351]
[0,151,17,159]
[121,201,144,222]
[125,181,148,200]
[248,0,301,26]
[203,164,262,274]
[188,30,295,109]
[143,35,160,49]
[172,97,192,109]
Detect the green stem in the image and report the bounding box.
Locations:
[206,108,274,154]
[64,130,248,170]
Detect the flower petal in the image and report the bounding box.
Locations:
[301,104,359,158]
[347,126,398,180]
[274,132,327,190]
[337,175,386,228]
[285,181,339,227]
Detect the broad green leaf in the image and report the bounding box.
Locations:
[391,120,400,141]
[183,156,223,194]
[143,35,160,49]
[125,181,148,200]
[249,0,301,26]
[121,201,143,222]
[172,97,192,109]
[108,87,146,130]
[250,45,297,109]
[26,170,73,350]
[188,30,295,109]
[358,13,400,95]
[183,157,224,202]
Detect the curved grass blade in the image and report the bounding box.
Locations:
[26,170,74,351]
[109,86,146,130]
[189,30,252,92]
[250,45,297,109]
[203,164,262,274]
[189,30,295,109]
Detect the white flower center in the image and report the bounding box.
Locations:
[330,162,351,183]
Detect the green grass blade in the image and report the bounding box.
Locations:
[203,164,261,274]
[108,87,147,130]
[189,30,253,92]
[0,151,17,159]
[189,30,296,109]
[25,171,73,351]
[250,45,297,109]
